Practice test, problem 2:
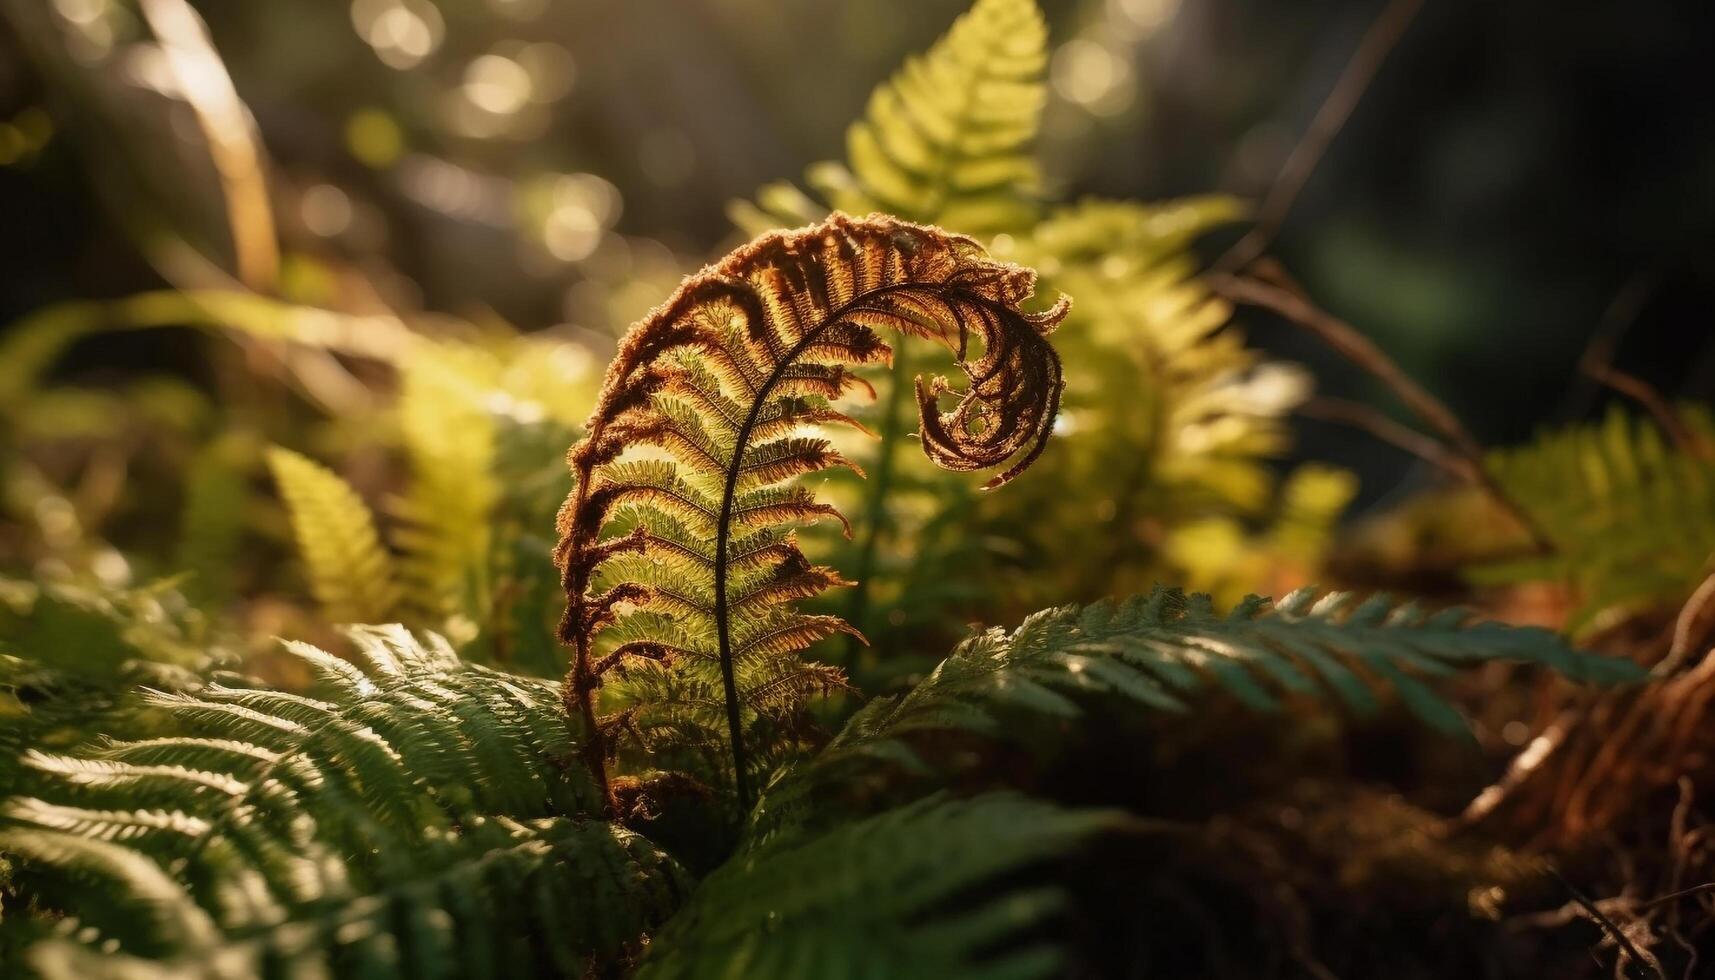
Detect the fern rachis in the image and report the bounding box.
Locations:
[555,213,1067,813]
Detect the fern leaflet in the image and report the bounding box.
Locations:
[754,586,1642,836]
[731,0,1048,239]
[634,792,1121,980]
[266,446,401,625]
[1474,405,1715,632]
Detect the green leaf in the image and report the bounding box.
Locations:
[266,446,401,625]
[636,792,1121,980]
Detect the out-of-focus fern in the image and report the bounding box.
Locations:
[942,198,1321,618]
[0,575,224,682]
[1165,463,1359,606]
[1473,405,1715,632]
[3,286,599,668]
[731,0,1047,239]
[635,792,1121,980]
[555,213,1066,812]
[174,435,254,608]
[257,330,597,659]
[755,586,1641,836]
[391,348,501,631]
[0,627,686,978]
[999,197,1305,516]
[461,418,579,677]
[266,446,401,625]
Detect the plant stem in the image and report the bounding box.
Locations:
[844,344,915,652]
[565,639,616,817]
[1212,267,1555,554]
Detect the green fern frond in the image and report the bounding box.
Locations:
[390,347,502,631]
[266,446,401,625]
[755,587,1641,834]
[635,792,1122,980]
[0,575,222,680]
[879,586,1635,736]
[174,435,254,608]
[1,627,686,976]
[1474,405,1715,631]
[732,0,1048,239]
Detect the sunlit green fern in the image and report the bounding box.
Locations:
[731,0,1047,239]
[266,446,402,625]
[1473,405,1715,632]
[0,626,685,978]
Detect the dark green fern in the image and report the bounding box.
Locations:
[0,627,686,978]
[635,792,1122,980]
[753,586,1642,838]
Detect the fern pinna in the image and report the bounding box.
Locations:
[555,212,1067,812]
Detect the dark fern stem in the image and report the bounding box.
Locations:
[555,213,1067,817]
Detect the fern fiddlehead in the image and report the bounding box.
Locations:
[555,213,1067,812]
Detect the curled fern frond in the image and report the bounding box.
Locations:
[1,627,685,977]
[556,213,1068,811]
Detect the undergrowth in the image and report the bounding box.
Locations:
[1,1,1710,977]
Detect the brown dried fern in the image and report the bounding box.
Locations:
[555,213,1067,813]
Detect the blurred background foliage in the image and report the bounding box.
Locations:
[0,0,1710,693]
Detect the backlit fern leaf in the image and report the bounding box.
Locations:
[0,627,686,977]
[634,792,1122,980]
[1473,405,1715,632]
[175,435,252,608]
[732,0,1048,238]
[266,446,401,624]
[556,213,1067,811]
[392,349,500,629]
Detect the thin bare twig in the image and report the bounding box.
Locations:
[1643,882,1715,912]
[1215,0,1427,275]
[1655,571,1715,677]
[1210,267,1553,552]
[1581,358,1704,458]
[1562,270,1661,421]
[1548,867,1665,980]
[1297,395,1474,480]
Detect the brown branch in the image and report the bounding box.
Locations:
[1214,0,1427,275]
[1297,395,1474,481]
[1655,570,1715,677]
[1643,882,1715,912]
[1581,359,1705,459]
[1211,266,1553,553]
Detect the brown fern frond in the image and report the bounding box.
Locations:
[555,213,1068,813]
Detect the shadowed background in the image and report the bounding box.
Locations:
[1,0,1711,511]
